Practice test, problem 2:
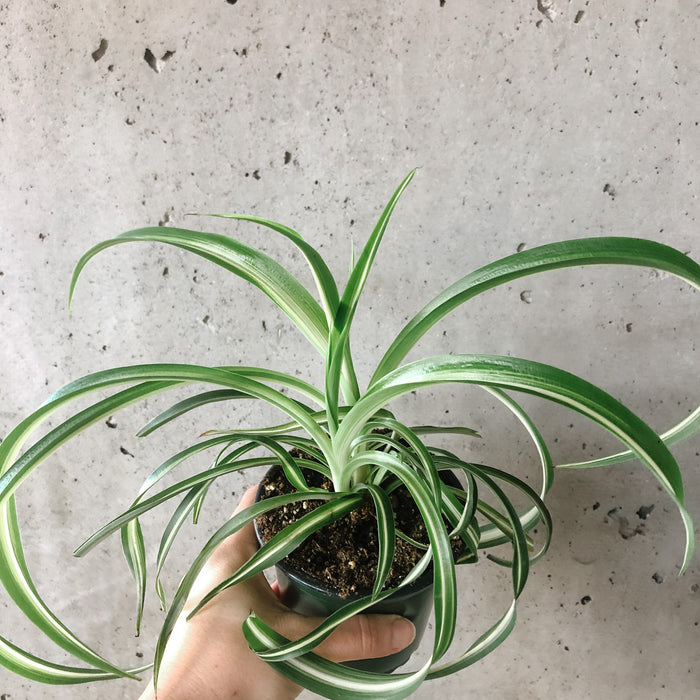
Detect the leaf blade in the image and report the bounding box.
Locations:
[372,237,700,383]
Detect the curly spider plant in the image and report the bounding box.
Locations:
[1,171,698,699]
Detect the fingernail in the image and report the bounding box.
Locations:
[392,617,416,651]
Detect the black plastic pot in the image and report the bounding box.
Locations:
[254,468,461,673]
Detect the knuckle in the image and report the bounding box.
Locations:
[355,614,377,658]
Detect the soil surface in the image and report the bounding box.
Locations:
[255,454,463,598]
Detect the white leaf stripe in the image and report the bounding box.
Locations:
[71,229,330,355]
[372,237,700,382]
[427,601,518,679]
[120,519,146,635]
[244,614,431,699]
[76,465,318,558]
[151,493,333,684]
[558,403,700,470]
[201,213,341,323]
[346,451,456,661]
[482,386,554,495]
[154,483,208,606]
[325,170,416,433]
[353,482,395,597]
[347,354,693,569]
[0,634,149,684]
[0,383,174,680]
[257,554,433,663]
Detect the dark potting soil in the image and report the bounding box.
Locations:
[255,455,464,598]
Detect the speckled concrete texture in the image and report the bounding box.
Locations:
[1,2,698,698]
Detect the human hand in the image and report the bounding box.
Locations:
[138,486,416,700]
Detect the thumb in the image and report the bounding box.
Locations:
[296,613,416,663]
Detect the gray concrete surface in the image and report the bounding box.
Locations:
[1,1,698,698]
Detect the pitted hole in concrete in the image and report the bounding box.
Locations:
[226,0,239,4]
[603,183,617,199]
[144,48,158,71]
[574,10,585,24]
[144,48,175,73]
[652,572,664,584]
[606,507,645,539]
[635,18,648,34]
[580,595,592,605]
[636,504,655,520]
[92,38,108,62]
[537,0,557,22]
[520,290,532,304]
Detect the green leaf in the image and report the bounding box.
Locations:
[3,364,331,508]
[439,475,478,544]
[154,484,207,611]
[0,382,176,681]
[325,171,416,435]
[136,389,253,437]
[427,601,517,679]
[558,403,700,470]
[198,214,367,401]
[120,519,147,636]
[151,440,263,604]
[361,418,443,498]
[353,482,395,597]
[70,227,330,356]
[342,354,694,572]
[0,633,149,684]
[0,362,332,684]
[75,456,276,556]
[476,464,551,580]
[152,493,344,688]
[187,493,364,619]
[372,237,700,383]
[244,614,432,700]
[199,213,341,325]
[255,555,433,665]
[412,424,481,439]
[482,387,554,496]
[345,451,456,662]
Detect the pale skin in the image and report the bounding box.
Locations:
[138,487,416,700]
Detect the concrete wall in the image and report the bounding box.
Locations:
[1,1,698,698]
